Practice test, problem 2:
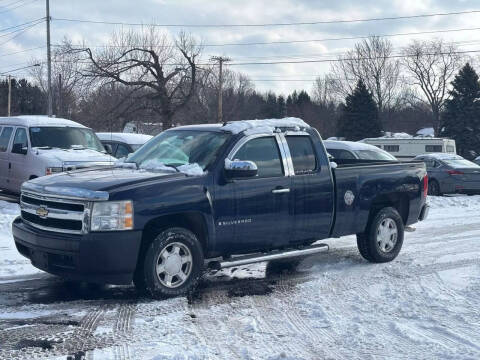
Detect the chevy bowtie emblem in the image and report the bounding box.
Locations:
[36,206,49,218]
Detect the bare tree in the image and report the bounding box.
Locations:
[402,39,463,134]
[80,27,201,129]
[312,74,338,106]
[30,38,87,117]
[330,36,401,114]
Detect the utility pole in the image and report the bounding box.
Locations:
[210,56,231,123]
[7,75,11,117]
[46,0,53,117]
[58,73,62,116]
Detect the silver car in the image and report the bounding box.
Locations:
[414,153,480,196]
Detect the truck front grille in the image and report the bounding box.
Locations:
[20,192,88,234]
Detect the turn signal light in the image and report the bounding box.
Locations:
[447,170,464,175]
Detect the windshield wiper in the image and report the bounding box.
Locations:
[164,164,180,172]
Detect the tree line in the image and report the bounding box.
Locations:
[2,29,480,159]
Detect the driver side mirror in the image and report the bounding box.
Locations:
[12,143,27,155]
[224,159,258,179]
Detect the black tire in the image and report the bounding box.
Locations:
[138,227,204,298]
[356,207,404,263]
[428,179,441,196]
[356,233,373,262]
[266,258,301,275]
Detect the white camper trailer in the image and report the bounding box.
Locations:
[362,137,456,160]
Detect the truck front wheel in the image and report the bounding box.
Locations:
[356,207,404,263]
[136,227,204,298]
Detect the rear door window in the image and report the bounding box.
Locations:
[286,136,317,174]
[0,126,13,152]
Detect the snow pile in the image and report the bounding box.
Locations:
[0,201,38,278]
[427,194,480,209]
[223,117,309,135]
[177,163,204,176]
[139,159,205,176]
[416,127,435,137]
[380,132,413,139]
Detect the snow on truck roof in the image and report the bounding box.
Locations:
[222,117,310,135]
[176,118,310,135]
[96,132,153,144]
[0,115,87,128]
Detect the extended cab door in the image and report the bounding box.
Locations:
[0,126,14,191]
[215,134,293,253]
[283,133,335,243]
[9,127,30,193]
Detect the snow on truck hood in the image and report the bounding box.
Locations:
[35,147,115,163]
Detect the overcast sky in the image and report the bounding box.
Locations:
[1,0,480,95]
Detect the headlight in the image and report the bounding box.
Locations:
[91,200,133,231]
[45,167,63,175]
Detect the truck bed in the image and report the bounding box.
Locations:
[330,160,427,238]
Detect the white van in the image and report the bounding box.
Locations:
[0,116,115,194]
[361,137,456,160]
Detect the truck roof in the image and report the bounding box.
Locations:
[0,115,87,128]
[96,132,153,144]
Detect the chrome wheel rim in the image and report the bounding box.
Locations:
[376,218,398,253]
[156,242,193,288]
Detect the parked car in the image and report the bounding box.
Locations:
[0,116,114,194]
[324,140,398,161]
[362,137,456,160]
[475,156,480,166]
[13,118,428,298]
[414,153,480,196]
[96,132,153,159]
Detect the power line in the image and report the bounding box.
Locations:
[228,49,480,66]
[0,17,45,33]
[55,25,480,49]
[0,0,38,15]
[0,18,45,39]
[0,45,45,57]
[51,9,480,28]
[0,20,43,47]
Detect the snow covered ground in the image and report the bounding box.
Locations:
[0,196,479,359]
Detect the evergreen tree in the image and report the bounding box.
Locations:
[277,95,286,117]
[440,63,480,159]
[338,80,382,141]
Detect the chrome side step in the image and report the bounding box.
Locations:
[208,243,329,270]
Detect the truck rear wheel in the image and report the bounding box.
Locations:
[356,207,404,263]
[137,227,204,298]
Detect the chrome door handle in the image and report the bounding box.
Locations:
[272,188,290,194]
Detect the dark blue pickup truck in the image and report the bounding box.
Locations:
[12,118,429,298]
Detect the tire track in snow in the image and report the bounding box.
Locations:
[189,289,245,359]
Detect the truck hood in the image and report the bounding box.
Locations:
[23,167,187,196]
[35,148,115,164]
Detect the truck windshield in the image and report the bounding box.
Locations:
[127,130,230,170]
[29,127,105,152]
